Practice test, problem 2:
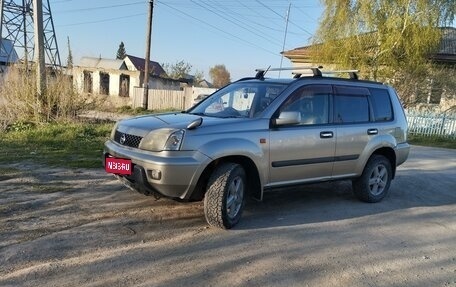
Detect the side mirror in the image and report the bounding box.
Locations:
[273,111,301,126]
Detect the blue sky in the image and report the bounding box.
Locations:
[51,0,324,80]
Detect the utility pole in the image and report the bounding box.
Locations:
[279,3,291,78]
[33,0,45,97]
[0,1,3,59]
[142,0,154,109]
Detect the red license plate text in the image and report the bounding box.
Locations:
[105,157,132,175]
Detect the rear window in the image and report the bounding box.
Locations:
[334,86,370,123]
[369,88,393,121]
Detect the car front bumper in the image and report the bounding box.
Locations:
[103,140,211,200]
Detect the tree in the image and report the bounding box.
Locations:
[66,36,73,69]
[209,64,231,88]
[162,60,192,79]
[193,70,205,86]
[310,0,455,81]
[116,41,126,60]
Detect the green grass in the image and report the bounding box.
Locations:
[408,134,456,149]
[0,122,114,168]
[116,105,178,115]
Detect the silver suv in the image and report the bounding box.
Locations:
[104,68,410,229]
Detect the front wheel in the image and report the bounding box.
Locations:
[352,155,392,203]
[204,163,246,229]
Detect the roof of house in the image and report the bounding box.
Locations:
[197,79,214,88]
[0,38,19,64]
[79,57,127,70]
[124,54,167,77]
[283,27,456,64]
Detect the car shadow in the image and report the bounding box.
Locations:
[236,148,456,230]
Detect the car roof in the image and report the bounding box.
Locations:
[236,67,385,87]
[236,76,384,87]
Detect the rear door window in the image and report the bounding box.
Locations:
[334,86,370,123]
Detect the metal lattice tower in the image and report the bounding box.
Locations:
[0,0,61,68]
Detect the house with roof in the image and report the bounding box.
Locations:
[0,38,19,75]
[73,54,181,98]
[282,27,456,107]
[283,27,456,67]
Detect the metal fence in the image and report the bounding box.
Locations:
[406,110,456,139]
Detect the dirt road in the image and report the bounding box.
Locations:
[1,145,455,287]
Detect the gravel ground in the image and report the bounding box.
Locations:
[0,145,455,287]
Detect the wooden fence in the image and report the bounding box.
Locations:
[132,87,216,111]
[406,110,456,139]
[132,88,188,110]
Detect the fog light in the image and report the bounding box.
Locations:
[148,169,162,180]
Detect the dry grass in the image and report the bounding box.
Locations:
[0,65,90,130]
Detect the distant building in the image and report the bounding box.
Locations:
[282,27,456,107]
[283,27,456,67]
[0,38,19,74]
[73,55,181,98]
[123,54,181,90]
[428,27,456,65]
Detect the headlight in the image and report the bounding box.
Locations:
[164,129,185,151]
[139,129,185,151]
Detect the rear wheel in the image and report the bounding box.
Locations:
[204,163,246,229]
[353,155,392,203]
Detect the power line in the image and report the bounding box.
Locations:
[59,12,145,27]
[54,2,144,14]
[253,0,313,36]
[156,1,279,56]
[193,0,283,47]
[294,4,319,22]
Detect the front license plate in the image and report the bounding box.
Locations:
[105,157,132,175]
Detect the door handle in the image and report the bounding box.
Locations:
[367,128,378,135]
[320,131,333,138]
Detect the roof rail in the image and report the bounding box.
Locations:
[255,66,324,78]
[320,70,359,80]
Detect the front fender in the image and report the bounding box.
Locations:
[198,138,268,189]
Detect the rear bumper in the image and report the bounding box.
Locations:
[396,142,410,167]
[103,140,211,200]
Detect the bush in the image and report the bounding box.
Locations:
[0,65,89,130]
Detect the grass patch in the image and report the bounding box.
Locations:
[116,105,179,115]
[408,134,456,149]
[0,122,114,168]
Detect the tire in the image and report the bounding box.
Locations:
[352,155,392,203]
[204,163,246,229]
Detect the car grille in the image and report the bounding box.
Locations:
[114,130,143,148]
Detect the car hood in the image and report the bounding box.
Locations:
[115,112,246,137]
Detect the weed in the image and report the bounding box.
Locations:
[0,122,114,168]
[0,65,90,130]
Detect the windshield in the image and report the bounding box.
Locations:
[188,82,287,118]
